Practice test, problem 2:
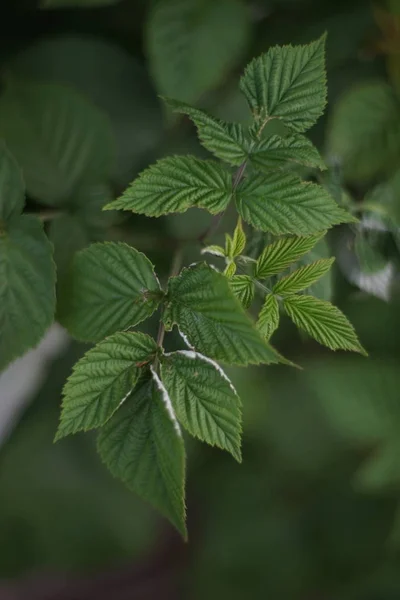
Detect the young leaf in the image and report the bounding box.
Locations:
[239,35,327,134]
[257,294,280,340]
[97,374,186,537]
[0,143,25,221]
[164,98,249,166]
[163,263,280,365]
[41,0,118,7]
[224,261,237,278]
[56,332,158,440]
[146,0,250,104]
[104,156,232,217]
[0,80,115,206]
[161,350,242,461]
[255,233,325,279]
[0,215,56,371]
[229,217,246,257]
[273,258,335,295]
[229,275,255,308]
[235,172,356,235]
[250,134,326,173]
[283,294,367,355]
[58,242,162,342]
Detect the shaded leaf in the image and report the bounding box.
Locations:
[0,143,24,221]
[250,134,326,173]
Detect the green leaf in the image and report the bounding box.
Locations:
[255,233,324,279]
[229,217,246,257]
[164,98,249,166]
[273,258,334,295]
[236,172,355,235]
[257,294,280,340]
[295,237,333,301]
[56,332,158,440]
[239,35,327,134]
[201,244,226,258]
[161,350,242,461]
[97,373,186,537]
[229,275,255,308]
[224,261,237,278]
[283,295,367,355]
[250,134,326,173]
[0,216,56,371]
[327,82,400,183]
[0,80,115,206]
[105,156,232,217]
[58,242,162,342]
[163,263,280,365]
[146,0,250,104]
[0,143,24,222]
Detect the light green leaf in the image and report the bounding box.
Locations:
[236,172,355,235]
[0,216,56,371]
[163,263,280,365]
[257,294,280,340]
[58,242,162,342]
[41,0,118,6]
[273,258,334,295]
[0,143,24,221]
[255,233,325,279]
[164,97,249,166]
[0,80,115,206]
[283,294,367,355]
[161,350,241,461]
[239,35,327,134]
[105,156,232,217]
[56,332,158,440]
[146,0,250,104]
[327,82,400,183]
[295,237,333,301]
[97,374,186,537]
[229,217,246,257]
[201,244,226,258]
[224,261,237,278]
[250,134,326,173]
[229,275,255,308]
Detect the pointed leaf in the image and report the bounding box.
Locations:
[97,375,186,537]
[239,35,327,133]
[56,332,158,440]
[230,217,246,257]
[257,294,280,340]
[229,275,255,308]
[0,216,56,371]
[163,263,280,365]
[236,172,356,235]
[255,233,325,279]
[164,98,249,166]
[161,350,242,461]
[105,156,232,217]
[283,294,367,354]
[201,244,226,258]
[273,258,334,295]
[250,134,326,173]
[58,242,162,342]
[0,143,25,222]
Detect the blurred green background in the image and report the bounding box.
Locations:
[2,0,400,598]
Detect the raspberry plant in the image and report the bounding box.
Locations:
[0,35,366,538]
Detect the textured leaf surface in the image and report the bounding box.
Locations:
[273,258,334,295]
[0,216,56,371]
[105,156,232,216]
[255,233,324,279]
[257,293,280,340]
[0,143,24,221]
[229,275,255,308]
[161,350,241,461]
[165,98,249,166]
[283,295,366,354]
[239,36,327,133]
[56,333,158,440]
[250,134,326,172]
[236,172,355,235]
[163,263,280,365]
[327,82,400,183]
[0,80,114,206]
[97,376,186,537]
[58,242,162,342]
[146,0,250,104]
[229,217,246,257]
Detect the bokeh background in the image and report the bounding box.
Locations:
[2,0,400,598]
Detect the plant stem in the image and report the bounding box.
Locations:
[155,245,184,354]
